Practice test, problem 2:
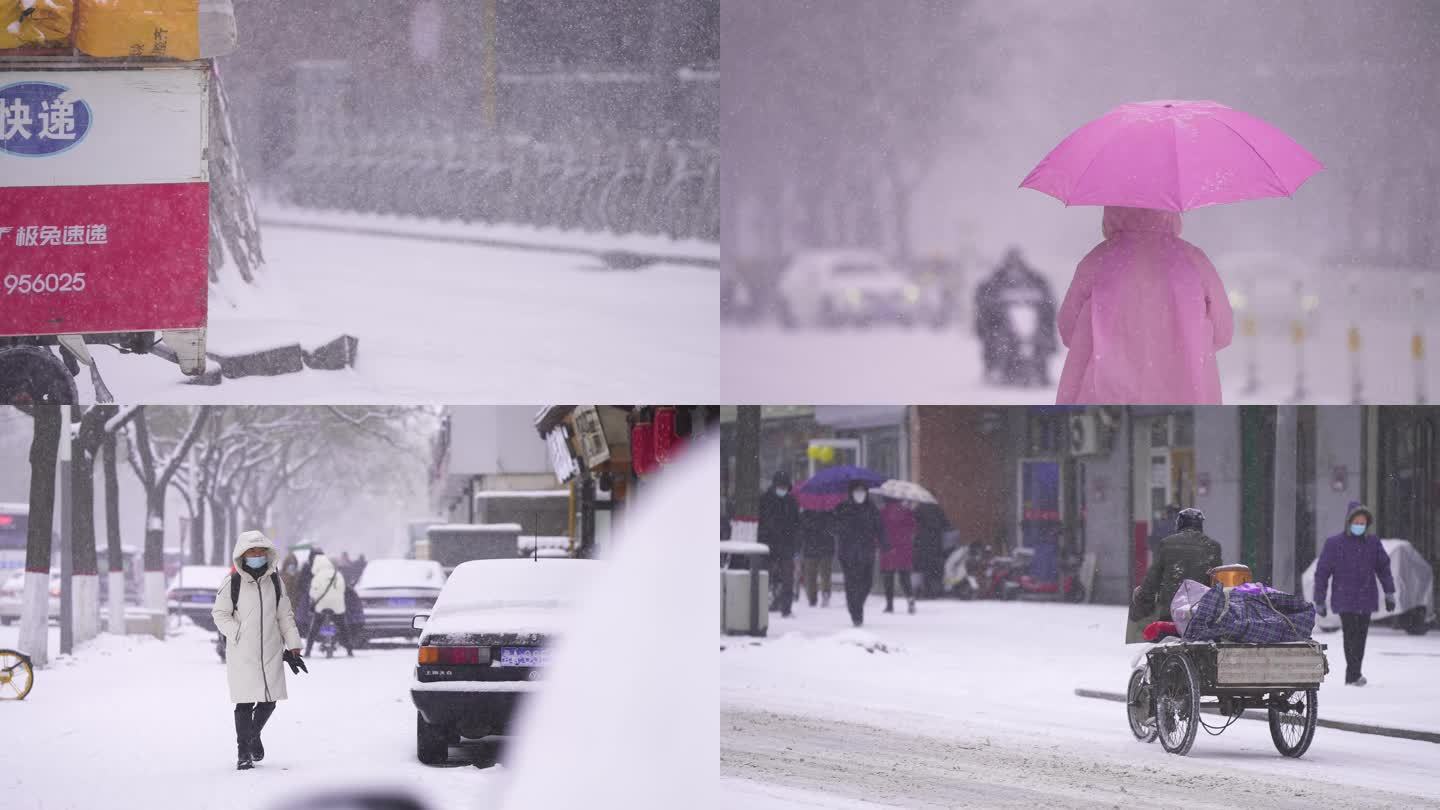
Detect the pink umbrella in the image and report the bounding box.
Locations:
[1020,100,1323,212]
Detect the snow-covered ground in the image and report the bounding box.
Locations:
[723,267,1439,405]
[0,622,505,810]
[721,597,1440,808]
[86,209,718,403]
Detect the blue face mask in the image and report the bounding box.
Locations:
[244,556,267,569]
[1349,523,1366,537]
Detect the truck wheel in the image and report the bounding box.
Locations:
[0,346,77,407]
[417,712,451,765]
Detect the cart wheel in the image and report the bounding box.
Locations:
[1156,654,1199,756]
[0,649,34,700]
[1268,689,1318,758]
[1126,668,1158,743]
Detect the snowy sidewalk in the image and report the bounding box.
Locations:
[1,623,505,810]
[722,597,1440,807]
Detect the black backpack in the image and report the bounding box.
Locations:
[230,570,284,612]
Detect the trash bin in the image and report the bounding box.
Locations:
[719,540,769,637]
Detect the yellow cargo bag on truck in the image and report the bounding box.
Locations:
[73,0,234,60]
[0,0,75,50]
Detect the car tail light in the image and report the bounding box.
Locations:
[418,646,489,665]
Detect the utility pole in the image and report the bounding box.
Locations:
[59,405,73,657]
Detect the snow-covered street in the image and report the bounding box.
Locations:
[86,209,719,404]
[0,622,506,810]
[721,597,1440,808]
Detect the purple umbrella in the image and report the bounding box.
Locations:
[795,465,886,496]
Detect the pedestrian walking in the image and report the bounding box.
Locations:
[1314,503,1396,686]
[879,498,918,615]
[211,530,305,771]
[800,508,835,608]
[833,481,886,627]
[758,471,801,617]
[1056,206,1234,404]
[912,502,950,599]
[304,550,355,657]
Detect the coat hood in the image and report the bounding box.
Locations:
[1102,206,1182,240]
[310,552,336,579]
[231,530,279,570]
[1344,502,1374,531]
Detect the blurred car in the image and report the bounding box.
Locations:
[776,249,947,329]
[1301,538,1435,635]
[0,570,61,625]
[409,557,600,764]
[355,559,446,643]
[166,565,232,631]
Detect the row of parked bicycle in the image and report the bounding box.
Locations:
[278,125,718,242]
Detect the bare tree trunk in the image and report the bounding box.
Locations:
[71,437,99,643]
[210,494,229,566]
[19,406,61,667]
[103,431,125,635]
[731,407,762,544]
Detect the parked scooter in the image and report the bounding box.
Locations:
[944,542,1022,600]
[1007,546,1087,603]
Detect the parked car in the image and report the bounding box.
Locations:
[409,557,600,765]
[166,565,232,632]
[0,570,61,625]
[1301,538,1435,635]
[776,249,947,329]
[355,559,446,643]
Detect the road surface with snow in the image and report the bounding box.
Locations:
[1,623,506,810]
[724,265,1438,404]
[721,597,1440,808]
[84,208,718,404]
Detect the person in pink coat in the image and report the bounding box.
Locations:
[1055,206,1234,404]
[879,498,918,615]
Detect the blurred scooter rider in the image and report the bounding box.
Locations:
[304,550,355,657]
[1129,508,1222,622]
[974,247,1058,383]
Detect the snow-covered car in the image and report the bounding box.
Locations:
[354,559,446,643]
[409,557,600,765]
[0,570,61,625]
[776,249,947,329]
[1301,539,1435,635]
[166,565,232,632]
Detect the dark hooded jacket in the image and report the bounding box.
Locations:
[1131,527,1223,621]
[1314,502,1395,615]
[833,495,886,567]
[757,486,801,556]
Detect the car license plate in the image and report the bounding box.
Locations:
[387,597,416,607]
[189,595,210,603]
[498,647,546,667]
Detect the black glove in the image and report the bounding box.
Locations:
[1315,604,1327,618]
[283,649,308,674]
[1384,595,1396,613]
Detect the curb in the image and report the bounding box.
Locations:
[1074,688,1440,744]
[260,217,720,270]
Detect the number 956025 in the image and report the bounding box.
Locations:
[3,273,87,295]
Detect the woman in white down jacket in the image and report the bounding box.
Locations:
[212,530,304,770]
[304,550,355,657]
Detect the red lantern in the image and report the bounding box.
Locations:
[631,420,656,476]
[654,407,678,463]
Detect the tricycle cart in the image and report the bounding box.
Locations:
[1126,639,1327,757]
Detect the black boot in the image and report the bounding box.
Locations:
[234,705,254,770]
[250,702,275,762]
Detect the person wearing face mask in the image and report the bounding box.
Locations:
[212,530,304,770]
[832,481,887,627]
[1314,503,1396,686]
[757,471,801,617]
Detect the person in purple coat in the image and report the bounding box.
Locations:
[1313,502,1397,686]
